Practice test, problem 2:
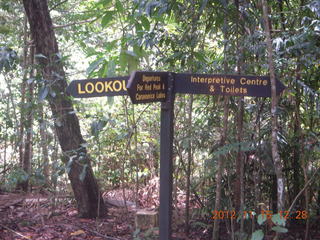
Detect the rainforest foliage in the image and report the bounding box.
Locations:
[0,0,319,239]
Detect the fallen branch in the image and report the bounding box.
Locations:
[77,224,124,240]
[0,198,24,210]
[0,165,12,175]
[53,18,97,29]
[0,223,31,239]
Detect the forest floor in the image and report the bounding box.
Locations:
[0,190,319,240]
[0,190,209,240]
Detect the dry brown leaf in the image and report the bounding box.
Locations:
[70,229,85,236]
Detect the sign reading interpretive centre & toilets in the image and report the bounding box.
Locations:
[67,71,285,240]
[174,73,285,97]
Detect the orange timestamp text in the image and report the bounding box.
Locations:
[211,210,309,220]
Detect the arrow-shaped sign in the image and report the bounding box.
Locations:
[126,71,169,104]
[66,76,128,98]
[175,73,286,97]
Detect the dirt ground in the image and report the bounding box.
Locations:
[0,191,319,240]
[0,191,210,240]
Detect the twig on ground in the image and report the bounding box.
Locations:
[77,224,125,240]
[0,223,31,239]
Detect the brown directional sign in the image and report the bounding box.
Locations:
[126,71,169,104]
[175,73,285,97]
[66,76,129,98]
[67,72,286,99]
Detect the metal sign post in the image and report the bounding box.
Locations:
[159,73,175,240]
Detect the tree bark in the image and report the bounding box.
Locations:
[21,45,35,192]
[212,96,229,240]
[185,94,193,235]
[19,15,28,168]
[22,0,105,218]
[262,0,285,213]
[39,103,50,185]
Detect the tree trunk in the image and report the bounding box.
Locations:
[185,94,193,235]
[39,103,50,185]
[21,45,35,192]
[19,15,28,168]
[212,96,229,240]
[262,0,285,212]
[22,0,105,218]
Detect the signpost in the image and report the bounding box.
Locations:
[67,71,285,240]
[159,73,175,240]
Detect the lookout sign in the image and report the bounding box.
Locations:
[66,76,128,98]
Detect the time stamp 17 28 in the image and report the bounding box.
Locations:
[211,210,309,220]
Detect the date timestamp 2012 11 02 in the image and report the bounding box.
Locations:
[211,210,309,220]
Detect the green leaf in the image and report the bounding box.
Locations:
[271,213,286,226]
[193,52,206,62]
[257,214,267,225]
[135,23,143,35]
[101,11,115,27]
[119,51,127,70]
[107,96,114,106]
[91,119,108,136]
[115,0,124,12]
[34,53,47,59]
[251,230,264,240]
[87,58,104,75]
[100,0,112,7]
[140,15,150,31]
[38,86,49,101]
[0,25,10,34]
[271,226,288,233]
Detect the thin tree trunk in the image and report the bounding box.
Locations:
[234,99,245,236]
[185,95,193,235]
[212,96,229,240]
[3,97,9,182]
[19,15,28,167]
[39,103,50,185]
[21,45,35,192]
[213,8,230,238]
[23,0,105,218]
[234,0,245,235]
[262,0,285,213]
[302,155,310,240]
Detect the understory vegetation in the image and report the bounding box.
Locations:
[0,0,319,239]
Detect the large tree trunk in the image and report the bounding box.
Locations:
[22,0,106,218]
